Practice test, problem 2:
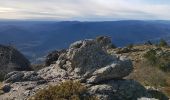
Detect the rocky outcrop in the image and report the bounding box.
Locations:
[0,37,168,100]
[45,49,66,66]
[95,36,113,49]
[0,45,31,76]
[4,71,44,83]
[88,80,149,100]
[52,39,133,83]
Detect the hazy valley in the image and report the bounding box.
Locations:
[1,20,170,63]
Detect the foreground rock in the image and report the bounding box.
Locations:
[0,36,168,100]
[89,80,149,100]
[4,71,44,83]
[52,39,133,83]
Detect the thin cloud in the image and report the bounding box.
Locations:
[0,0,170,20]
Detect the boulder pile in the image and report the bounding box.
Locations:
[0,36,168,100]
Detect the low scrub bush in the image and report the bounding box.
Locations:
[158,39,168,47]
[143,49,157,65]
[127,43,134,49]
[158,62,170,72]
[29,81,98,100]
[143,49,170,72]
[110,44,117,49]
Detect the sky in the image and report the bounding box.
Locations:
[0,0,170,21]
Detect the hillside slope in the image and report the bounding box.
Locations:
[108,44,170,97]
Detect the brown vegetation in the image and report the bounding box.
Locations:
[29,81,98,100]
[109,44,170,97]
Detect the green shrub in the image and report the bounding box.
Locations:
[158,39,168,47]
[158,52,170,72]
[127,44,134,49]
[110,44,117,49]
[143,49,157,65]
[29,81,98,100]
[158,62,170,72]
[143,49,170,72]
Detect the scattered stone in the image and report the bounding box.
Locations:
[1,84,11,93]
[138,97,158,100]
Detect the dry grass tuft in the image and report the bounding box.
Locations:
[29,80,98,100]
[128,61,168,88]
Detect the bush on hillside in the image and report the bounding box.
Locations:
[143,49,157,65]
[143,49,170,72]
[29,81,98,100]
[158,39,168,47]
[110,44,117,49]
[127,43,134,49]
[158,62,170,72]
[158,52,170,72]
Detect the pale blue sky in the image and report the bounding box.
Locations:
[0,0,170,21]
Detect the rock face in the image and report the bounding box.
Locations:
[45,49,66,66]
[0,45,31,75]
[54,39,133,83]
[0,37,168,100]
[89,80,149,100]
[4,71,44,83]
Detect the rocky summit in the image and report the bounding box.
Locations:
[0,36,168,100]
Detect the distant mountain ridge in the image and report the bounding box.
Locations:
[0,20,170,63]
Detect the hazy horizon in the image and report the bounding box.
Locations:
[0,19,170,22]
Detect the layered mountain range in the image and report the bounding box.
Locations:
[0,20,170,63]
